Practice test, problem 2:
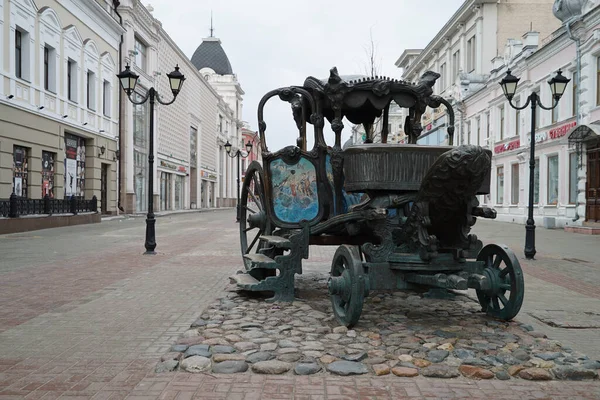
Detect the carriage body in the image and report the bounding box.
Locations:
[234,68,524,328]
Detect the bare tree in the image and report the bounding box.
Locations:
[359,27,384,142]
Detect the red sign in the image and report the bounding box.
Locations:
[426,123,432,131]
[549,121,577,140]
[494,139,520,154]
[177,166,187,173]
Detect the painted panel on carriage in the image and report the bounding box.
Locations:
[270,157,319,223]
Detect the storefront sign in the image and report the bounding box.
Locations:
[494,139,520,154]
[527,131,548,144]
[201,170,217,181]
[160,160,177,170]
[177,166,187,173]
[549,121,577,140]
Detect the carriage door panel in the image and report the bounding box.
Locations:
[270,157,319,224]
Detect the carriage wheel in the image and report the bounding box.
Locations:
[328,245,367,328]
[240,162,277,278]
[475,244,524,321]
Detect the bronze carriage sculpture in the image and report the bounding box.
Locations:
[230,67,524,327]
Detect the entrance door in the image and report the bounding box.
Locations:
[101,164,108,214]
[586,147,600,222]
[201,180,206,208]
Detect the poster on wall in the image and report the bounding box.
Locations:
[14,177,23,197]
[65,158,77,197]
[64,133,86,198]
[42,151,55,198]
[13,146,28,197]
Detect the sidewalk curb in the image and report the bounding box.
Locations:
[101,207,236,222]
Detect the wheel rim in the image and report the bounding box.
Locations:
[240,162,271,259]
[328,245,366,328]
[476,244,524,321]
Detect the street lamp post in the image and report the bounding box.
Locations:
[117,64,186,254]
[225,140,253,222]
[499,69,569,260]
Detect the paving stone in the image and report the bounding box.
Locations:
[278,339,299,348]
[278,352,303,363]
[391,367,419,377]
[212,353,246,363]
[372,364,390,376]
[170,344,189,352]
[211,345,236,354]
[427,350,449,363]
[327,361,369,376]
[421,365,460,378]
[251,360,292,374]
[155,360,178,373]
[552,366,599,380]
[212,360,248,374]
[536,352,562,361]
[342,352,368,362]
[320,355,337,364]
[234,341,259,351]
[161,352,183,362]
[246,351,275,364]
[294,362,322,375]
[496,370,511,380]
[184,345,211,358]
[519,368,553,380]
[459,365,495,379]
[180,356,211,373]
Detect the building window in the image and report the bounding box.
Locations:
[67,59,78,103]
[534,90,540,130]
[219,115,223,133]
[44,46,49,90]
[499,105,505,140]
[569,152,578,204]
[44,45,57,92]
[452,50,460,77]
[476,117,481,146]
[496,166,504,204]
[467,121,471,144]
[103,80,111,117]
[511,163,519,205]
[439,63,446,90]
[573,71,578,117]
[87,70,96,111]
[64,134,86,198]
[597,58,600,106]
[219,146,224,198]
[133,91,149,212]
[13,146,29,198]
[190,126,198,168]
[485,111,490,142]
[175,175,183,210]
[534,158,540,204]
[15,30,23,79]
[134,36,147,71]
[467,36,476,73]
[547,155,559,205]
[42,151,55,198]
[515,99,520,137]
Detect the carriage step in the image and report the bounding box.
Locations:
[243,253,278,269]
[259,235,292,249]
[229,272,260,289]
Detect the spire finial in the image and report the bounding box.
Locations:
[210,11,214,37]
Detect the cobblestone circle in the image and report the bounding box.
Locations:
[158,272,600,381]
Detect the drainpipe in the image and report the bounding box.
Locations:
[113,0,125,213]
[566,16,583,221]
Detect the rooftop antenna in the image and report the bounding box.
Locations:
[210,10,214,37]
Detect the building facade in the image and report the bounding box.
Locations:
[117,1,242,213]
[0,0,122,213]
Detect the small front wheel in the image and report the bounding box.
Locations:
[328,245,366,328]
[475,244,524,321]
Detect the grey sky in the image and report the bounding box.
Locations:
[147,0,464,151]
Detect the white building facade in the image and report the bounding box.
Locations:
[0,0,122,212]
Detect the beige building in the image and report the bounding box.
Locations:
[0,0,123,213]
[395,0,560,147]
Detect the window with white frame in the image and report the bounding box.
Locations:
[103,80,111,117]
[439,63,446,90]
[597,58,600,106]
[67,59,78,103]
[486,111,490,141]
[547,155,559,205]
[476,117,480,146]
[452,50,460,77]
[87,70,96,111]
[134,36,147,71]
[499,105,505,140]
[569,152,578,204]
[467,36,476,73]
[467,121,471,144]
[44,45,57,92]
[497,165,504,204]
[15,28,31,81]
[511,163,519,205]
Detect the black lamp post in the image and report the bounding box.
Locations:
[500,69,569,260]
[225,139,253,222]
[117,64,186,254]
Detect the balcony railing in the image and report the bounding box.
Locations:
[0,194,98,218]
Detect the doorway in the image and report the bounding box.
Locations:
[101,164,108,214]
[586,146,600,222]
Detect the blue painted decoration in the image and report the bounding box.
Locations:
[326,154,363,215]
[270,157,319,223]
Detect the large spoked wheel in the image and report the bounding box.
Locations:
[240,162,274,265]
[328,245,367,328]
[476,244,524,321]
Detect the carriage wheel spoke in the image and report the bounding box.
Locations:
[243,205,257,214]
[247,230,262,253]
[248,189,261,210]
[244,226,255,233]
[499,283,511,290]
[492,297,501,310]
[498,294,508,306]
[499,267,510,278]
[493,255,503,269]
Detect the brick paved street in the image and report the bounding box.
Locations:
[0,210,599,399]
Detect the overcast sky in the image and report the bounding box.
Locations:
[147,0,465,150]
